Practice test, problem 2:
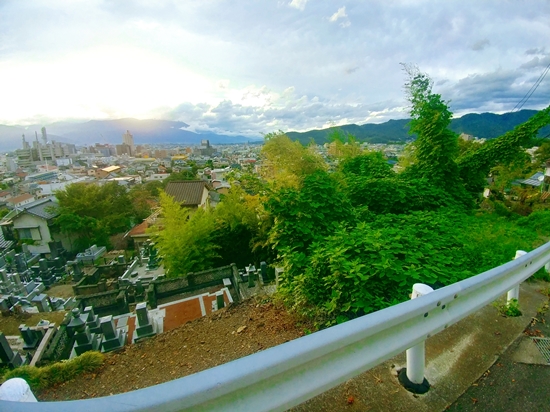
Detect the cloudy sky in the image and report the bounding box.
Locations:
[1,0,549,137]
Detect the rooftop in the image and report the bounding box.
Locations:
[164,180,210,206]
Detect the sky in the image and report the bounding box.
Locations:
[0,0,549,138]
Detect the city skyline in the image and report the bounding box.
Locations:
[0,1,549,138]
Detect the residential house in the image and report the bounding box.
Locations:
[125,208,161,251]
[6,193,35,209]
[0,197,72,254]
[164,180,211,209]
[0,190,11,203]
[96,165,121,179]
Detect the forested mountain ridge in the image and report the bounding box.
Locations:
[286,109,550,145]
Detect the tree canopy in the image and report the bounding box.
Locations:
[55,182,152,251]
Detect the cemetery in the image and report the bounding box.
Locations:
[0,237,277,377]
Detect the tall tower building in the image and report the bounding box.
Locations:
[122,130,134,146]
[122,130,135,156]
[41,127,48,145]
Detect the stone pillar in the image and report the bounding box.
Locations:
[19,325,43,350]
[39,259,54,287]
[67,308,101,356]
[0,333,23,369]
[14,253,27,273]
[260,261,267,285]
[133,302,156,342]
[83,306,101,334]
[31,294,51,312]
[100,315,126,353]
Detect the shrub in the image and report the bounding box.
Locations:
[2,351,104,391]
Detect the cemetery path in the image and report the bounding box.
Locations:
[36,297,312,401]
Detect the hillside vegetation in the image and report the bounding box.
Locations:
[286,109,550,145]
[143,68,550,327]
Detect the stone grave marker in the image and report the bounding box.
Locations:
[100,315,126,353]
[133,302,156,342]
[18,325,43,350]
[83,306,102,334]
[0,333,23,369]
[67,308,101,356]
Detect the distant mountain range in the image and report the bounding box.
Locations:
[1,110,548,153]
[287,109,550,145]
[0,118,259,152]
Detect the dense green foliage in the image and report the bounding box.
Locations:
[151,188,267,277]
[266,69,550,326]
[147,68,550,327]
[55,182,152,251]
[457,105,550,193]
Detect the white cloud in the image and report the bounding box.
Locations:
[289,0,308,11]
[0,1,549,134]
[329,6,347,22]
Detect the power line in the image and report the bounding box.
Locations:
[512,61,550,112]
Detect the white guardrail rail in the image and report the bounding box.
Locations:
[3,241,550,412]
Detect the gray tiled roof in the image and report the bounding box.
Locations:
[520,172,544,187]
[164,181,210,206]
[0,229,14,251]
[25,198,60,219]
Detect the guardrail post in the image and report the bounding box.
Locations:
[507,250,527,303]
[398,283,433,394]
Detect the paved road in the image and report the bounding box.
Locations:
[447,296,550,411]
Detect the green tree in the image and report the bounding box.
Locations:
[261,131,326,188]
[150,193,219,277]
[266,170,355,278]
[326,129,363,161]
[211,187,268,267]
[55,182,139,250]
[535,140,550,166]
[457,105,550,194]
[402,64,461,190]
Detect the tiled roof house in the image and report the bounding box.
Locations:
[164,181,211,209]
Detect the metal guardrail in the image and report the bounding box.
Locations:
[4,241,550,412]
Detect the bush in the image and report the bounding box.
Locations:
[2,351,104,391]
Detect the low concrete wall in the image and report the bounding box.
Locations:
[76,289,127,316]
[147,264,239,308]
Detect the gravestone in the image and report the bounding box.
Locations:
[67,308,101,356]
[24,281,36,295]
[133,302,156,342]
[246,263,256,288]
[11,273,26,296]
[53,257,64,278]
[147,244,159,270]
[19,325,43,350]
[38,259,54,287]
[259,261,267,285]
[0,333,23,369]
[66,261,83,282]
[83,306,102,334]
[21,243,32,258]
[100,315,126,353]
[0,269,13,294]
[14,253,27,273]
[31,294,50,312]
